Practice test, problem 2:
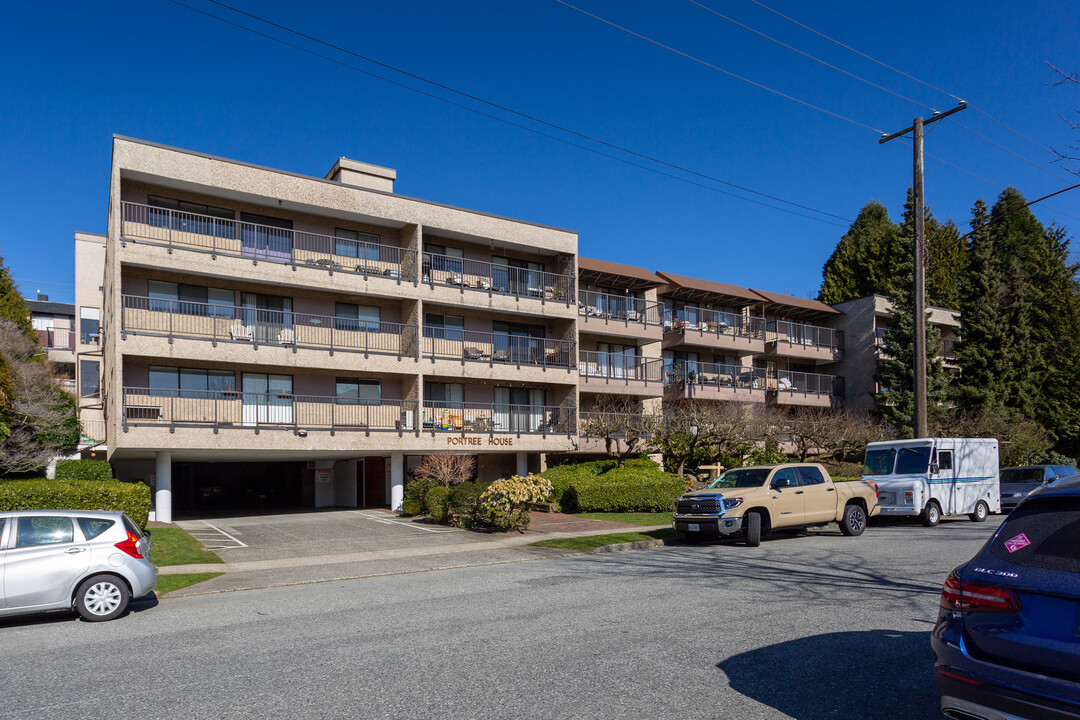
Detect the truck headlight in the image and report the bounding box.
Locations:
[723,497,743,511]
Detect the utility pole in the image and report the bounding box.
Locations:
[879,102,966,439]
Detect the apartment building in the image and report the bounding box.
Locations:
[87,136,578,521]
[28,293,77,394]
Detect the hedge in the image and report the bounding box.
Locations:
[55,459,113,482]
[0,479,151,530]
[542,458,686,513]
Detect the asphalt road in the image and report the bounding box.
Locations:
[1,516,1002,720]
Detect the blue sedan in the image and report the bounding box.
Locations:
[931,476,1080,719]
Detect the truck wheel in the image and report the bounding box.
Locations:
[921,501,941,527]
[968,501,989,523]
[839,504,866,537]
[745,512,762,547]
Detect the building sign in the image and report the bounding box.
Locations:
[447,436,513,447]
[315,469,332,483]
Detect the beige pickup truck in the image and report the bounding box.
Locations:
[672,463,880,546]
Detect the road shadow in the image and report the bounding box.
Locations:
[0,592,159,629]
[717,630,939,719]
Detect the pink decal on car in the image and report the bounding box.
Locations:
[1004,533,1031,553]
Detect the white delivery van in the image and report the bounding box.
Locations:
[862,438,1000,526]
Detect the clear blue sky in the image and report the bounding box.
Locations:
[2,0,1078,304]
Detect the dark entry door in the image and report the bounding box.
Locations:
[363,457,386,507]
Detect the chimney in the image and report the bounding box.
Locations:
[325,158,396,193]
[37,292,48,302]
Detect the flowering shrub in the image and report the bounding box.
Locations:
[479,474,554,532]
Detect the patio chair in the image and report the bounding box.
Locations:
[278,328,296,345]
[463,346,484,360]
[493,349,512,362]
[230,324,253,341]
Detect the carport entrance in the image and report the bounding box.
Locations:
[173,461,304,516]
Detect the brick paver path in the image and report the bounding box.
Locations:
[526,512,645,534]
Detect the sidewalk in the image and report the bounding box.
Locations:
[159,511,669,597]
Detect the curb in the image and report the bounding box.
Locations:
[587,537,681,554]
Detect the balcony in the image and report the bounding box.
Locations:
[577,351,664,396]
[578,290,663,340]
[422,402,573,437]
[422,253,575,314]
[421,328,575,382]
[120,295,418,371]
[765,321,843,363]
[120,201,417,282]
[36,328,75,350]
[663,309,766,355]
[770,371,843,408]
[664,362,767,403]
[940,337,959,367]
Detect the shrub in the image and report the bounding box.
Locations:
[401,477,439,516]
[541,458,685,513]
[424,486,451,524]
[0,478,151,529]
[480,474,553,532]
[55,459,113,482]
[448,481,487,528]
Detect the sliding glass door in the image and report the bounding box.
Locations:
[493,387,545,433]
[242,373,293,425]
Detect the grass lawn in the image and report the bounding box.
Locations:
[531,528,677,551]
[576,512,672,526]
[149,528,224,567]
[156,572,224,595]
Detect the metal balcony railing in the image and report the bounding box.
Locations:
[666,362,768,391]
[773,370,840,396]
[120,201,417,280]
[122,387,418,432]
[421,253,574,304]
[422,402,573,435]
[121,295,418,357]
[79,418,106,442]
[36,328,76,350]
[767,320,843,352]
[422,328,574,368]
[577,351,664,383]
[941,337,959,361]
[578,290,662,326]
[664,308,766,340]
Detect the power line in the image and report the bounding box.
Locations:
[683,0,933,112]
[950,120,1074,183]
[553,0,886,134]
[959,181,1080,241]
[166,0,852,225]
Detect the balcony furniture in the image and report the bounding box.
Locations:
[475,279,492,290]
[278,328,296,345]
[463,346,486,360]
[448,275,464,286]
[493,349,512,362]
[229,324,253,341]
[467,417,494,432]
[625,310,640,322]
[778,377,793,391]
[356,264,381,274]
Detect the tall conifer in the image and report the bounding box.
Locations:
[818,201,903,303]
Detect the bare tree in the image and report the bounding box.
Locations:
[0,319,80,474]
[414,452,477,486]
[782,408,887,464]
[1046,63,1080,174]
[651,400,762,476]
[580,395,655,468]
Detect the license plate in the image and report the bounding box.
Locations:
[688,523,700,532]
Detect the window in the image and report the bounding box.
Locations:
[79,360,100,398]
[772,468,798,487]
[240,212,293,259]
[334,228,381,261]
[989,498,1080,573]
[148,195,235,238]
[425,382,463,408]
[863,449,896,475]
[896,446,932,474]
[208,288,235,318]
[149,367,235,398]
[77,517,114,540]
[336,378,381,405]
[16,516,73,547]
[424,313,464,341]
[798,466,826,485]
[425,244,464,276]
[335,303,381,332]
[80,307,100,344]
[936,451,953,471]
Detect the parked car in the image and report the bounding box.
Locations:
[671,463,879,546]
[1000,464,1079,511]
[931,476,1080,719]
[0,510,157,622]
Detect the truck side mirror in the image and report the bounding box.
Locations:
[930,463,939,474]
[772,477,791,489]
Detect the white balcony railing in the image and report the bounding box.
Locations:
[578,290,662,326]
[121,201,416,280]
[422,253,574,304]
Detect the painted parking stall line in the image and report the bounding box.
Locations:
[352,511,457,533]
[187,520,248,549]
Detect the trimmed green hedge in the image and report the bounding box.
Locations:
[542,458,686,513]
[0,479,151,530]
[55,459,113,482]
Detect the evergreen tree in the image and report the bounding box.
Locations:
[926,219,964,309]
[818,201,904,303]
[955,199,1009,414]
[0,257,32,341]
[874,190,949,436]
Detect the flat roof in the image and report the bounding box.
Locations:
[27,300,75,315]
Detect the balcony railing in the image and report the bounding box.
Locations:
[79,418,106,443]
[941,337,959,361]
[666,362,768,391]
[422,328,574,368]
[122,387,418,432]
[773,370,841,396]
[121,295,418,358]
[120,201,417,281]
[664,308,766,340]
[422,253,574,304]
[578,290,662,326]
[767,321,843,351]
[578,351,664,383]
[36,328,76,350]
[422,402,573,435]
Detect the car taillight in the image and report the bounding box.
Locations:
[115,530,144,559]
[940,573,1020,613]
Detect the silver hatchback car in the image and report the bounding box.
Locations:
[0,510,158,622]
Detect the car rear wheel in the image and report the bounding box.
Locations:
[921,501,941,527]
[75,574,130,622]
[968,500,989,523]
[745,512,762,547]
[839,504,866,536]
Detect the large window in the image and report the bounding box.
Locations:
[148,366,236,398]
[336,378,381,406]
[424,313,464,341]
[425,382,463,408]
[148,195,235,238]
[425,244,464,276]
[79,360,100,398]
[80,307,99,344]
[334,228,381,261]
[148,281,234,317]
[335,303,380,332]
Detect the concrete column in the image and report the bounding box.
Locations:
[155,451,172,524]
[516,452,528,477]
[390,452,404,511]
